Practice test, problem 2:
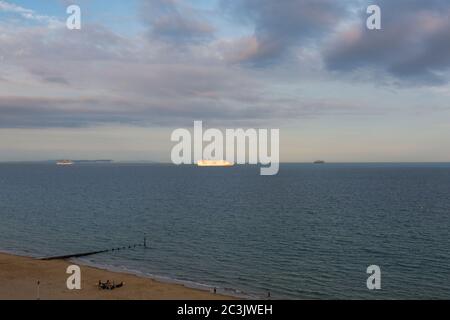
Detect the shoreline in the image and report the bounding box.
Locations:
[0,252,235,300]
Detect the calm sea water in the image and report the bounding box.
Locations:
[0,163,449,299]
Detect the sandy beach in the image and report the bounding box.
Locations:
[0,253,233,300]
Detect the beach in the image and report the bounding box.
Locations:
[0,253,233,300]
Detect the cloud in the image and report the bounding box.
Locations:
[0,96,100,128]
[0,0,61,27]
[220,0,450,85]
[324,0,450,85]
[220,0,350,66]
[2,13,338,128]
[2,0,448,130]
[0,0,38,17]
[141,0,215,44]
[0,92,368,128]
[0,24,134,63]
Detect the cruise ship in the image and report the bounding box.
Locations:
[56,160,74,166]
[197,160,234,167]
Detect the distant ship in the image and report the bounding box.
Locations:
[313,160,325,164]
[197,160,234,167]
[56,160,74,166]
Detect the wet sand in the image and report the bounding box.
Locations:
[0,253,234,300]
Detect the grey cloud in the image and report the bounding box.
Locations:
[41,76,70,85]
[0,22,284,127]
[29,68,70,85]
[0,1,389,129]
[0,89,368,128]
[324,0,450,85]
[0,96,106,128]
[0,24,134,62]
[141,0,214,44]
[221,0,350,66]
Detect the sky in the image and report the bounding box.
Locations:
[1,0,450,162]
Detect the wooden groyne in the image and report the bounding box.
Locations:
[41,238,147,261]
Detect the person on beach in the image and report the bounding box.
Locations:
[98,280,124,290]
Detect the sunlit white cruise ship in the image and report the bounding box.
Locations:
[197,160,234,167]
[56,160,74,166]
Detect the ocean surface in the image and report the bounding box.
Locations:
[0,163,449,299]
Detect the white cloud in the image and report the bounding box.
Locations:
[0,0,62,27]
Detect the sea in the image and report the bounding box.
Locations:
[0,163,449,299]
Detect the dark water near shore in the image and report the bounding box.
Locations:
[0,163,449,299]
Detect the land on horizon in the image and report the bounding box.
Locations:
[1,161,450,165]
